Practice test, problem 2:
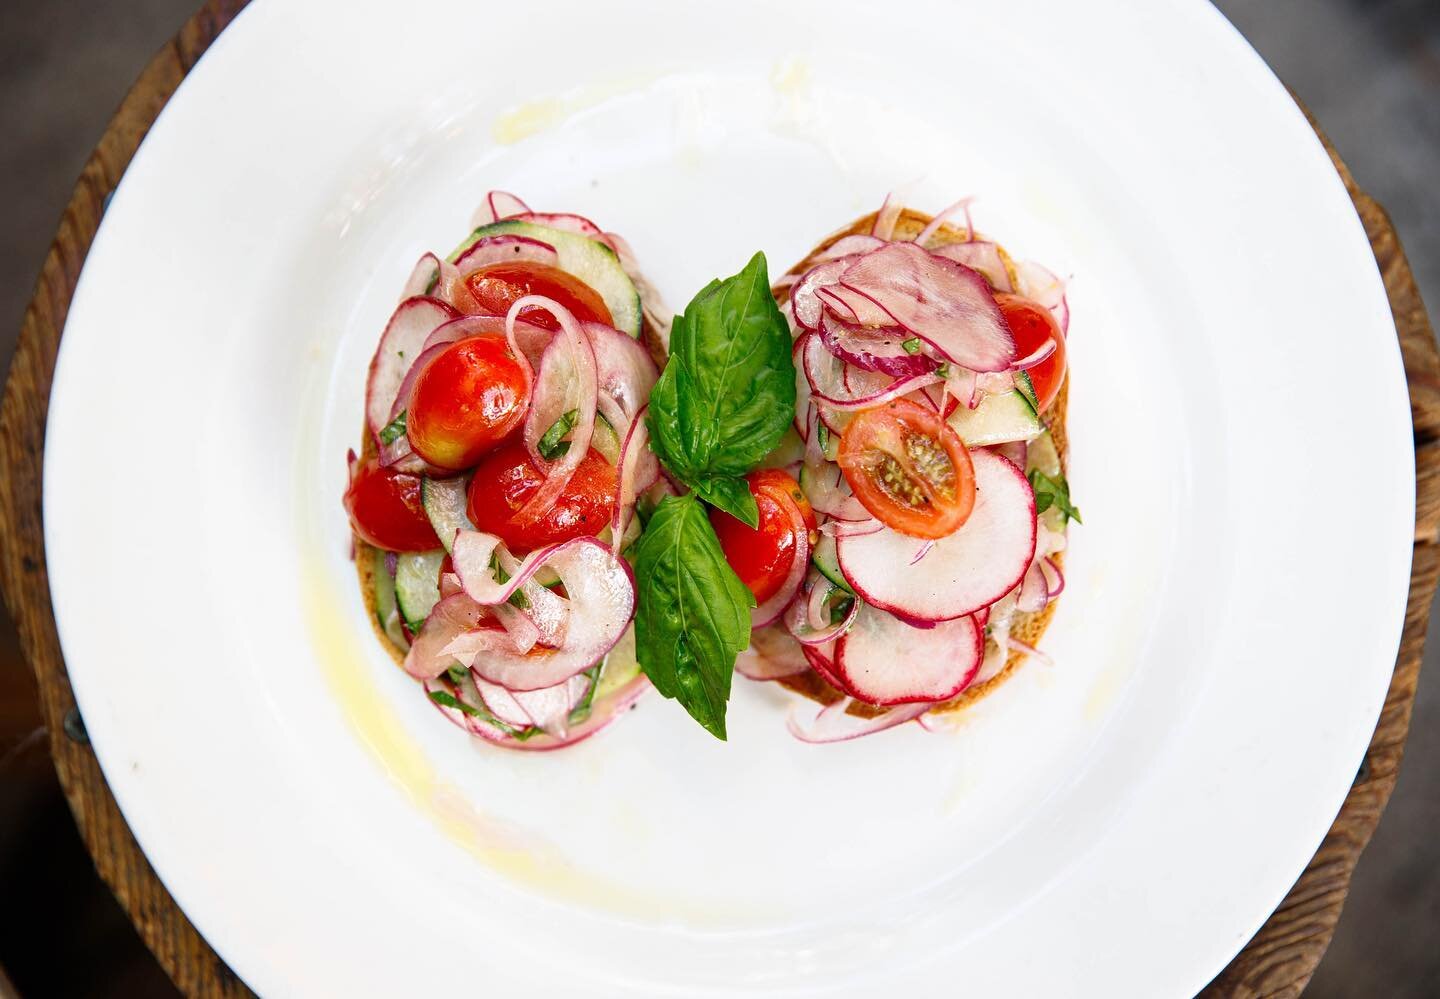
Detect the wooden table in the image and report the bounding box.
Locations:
[1,2,1435,994]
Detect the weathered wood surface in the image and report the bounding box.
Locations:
[0,4,1431,993]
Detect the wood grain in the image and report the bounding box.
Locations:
[0,4,1431,994]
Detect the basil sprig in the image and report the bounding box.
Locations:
[632,253,794,739]
[631,495,754,739]
[1028,468,1082,524]
[647,252,795,526]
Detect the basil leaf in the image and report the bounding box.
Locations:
[1027,468,1082,524]
[631,494,754,740]
[379,410,408,446]
[647,252,795,528]
[537,409,578,460]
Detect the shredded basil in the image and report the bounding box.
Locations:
[1028,468,1082,524]
[379,410,408,446]
[537,409,579,460]
[901,337,923,355]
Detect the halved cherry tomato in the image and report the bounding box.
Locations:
[837,398,975,539]
[407,335,530,470]
[463,261,613,331]
[343,455,438,552]
[995,292,1066,412]
[466,439,617,553]
[709,470,817,605]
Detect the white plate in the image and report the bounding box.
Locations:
[44,0,1412,995]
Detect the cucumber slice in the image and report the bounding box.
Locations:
[947,389,1042,447]
[370,548,409,648]
[421,477,473,553]
[395,550,444,630]
[1026,429,1062,477]
[451,221,642,337]
[595,623,641,700]
[811,533,854,594]
[592,412,621,465]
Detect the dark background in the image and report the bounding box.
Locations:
[1,0,1436,995]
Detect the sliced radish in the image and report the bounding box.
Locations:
[817,234,886,260]
[837,242,1015,371]
[402,253,441,299]
[470,190,531,228]
[815,283,896,328]
[790,257,857,330]
[474,671,591,738]
[930,241,1012,292]
[1016,559,1049,612]
[787,699,931,744]
[471,675,650,752]
[450,532,635,691]
[582,321,659,440]
[365,296,459,442]
[834,604,982,705]
[735,625,811,681]
[803,333,939,411]
[1041,557,1065,598]
[510,211,607,242]
[403,594,488,679]
[799,640,855,695]
[837,449,1036,621]
[819,312,937,377]
[453,234,558,274]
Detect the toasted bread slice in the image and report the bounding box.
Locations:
[772,208,1069,717]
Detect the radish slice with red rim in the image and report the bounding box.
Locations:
[836,242,1015,371]
[814,283,895,328]
[403,594,489,679]
[837,449,1037,621]
[787,699,931,744]
[453,234,559,275]
[790,257,858,330]
[470,190,531,228]
[449,532,636,691]
[1016,559,1049,613]
[803,334,940,411]
[515,297,598,522]
[930,241,1013,293]
[402,253,442,299]
[365,296,459,442]
[819,312,938,377]
[735,625,812,681]
[818,234,887,260]
[1011,337,1056,371]
[834,604,982,705]
[1041,557,1065,599]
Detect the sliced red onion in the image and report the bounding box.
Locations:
[931,241,1012,293]
[1013,260,1069,333]
[1040,557,1065,599]
[735,625,812,681]
[819,312,938,377]
[806,574,831,630]
[913,196,975,247]
[909,540,936,565]
[610,404,656,554]
[801,407,868,521]
[790,257,858,330]
[510,211,605,240]
[453,234,558,274]
[784,572,859,646]
[365,296,459,442]
[449,532,635,691]
[787,699,930,744]
[439,570,463,599]
[515,297,598,523]
[794,341,813,439]
[751,499,812,628]
[474,670,591,738]
[582,321,659,432]
[403,594,489,679]
[494,546,568,648]
[471,674,535,728]
[871,192,902,241]
[1017,559,1049,613]
[1007,636,1054,666]
[1011,337,1056,371]
[470,190,531,228]
[814,283,894,328]
[469,675,650,752]
[819,517,883,538]
[818,234,886,260]
[837,242,1016,371]
[803,333,941,411]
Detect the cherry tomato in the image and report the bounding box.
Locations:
[709,470,817,605]
[995,292,1067,412]
[343,455,438,552]
[837,398,976,539]
[462,261,613,331]
[466,439,618,552]
[407,335,530,470]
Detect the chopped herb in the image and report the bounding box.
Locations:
[816,421,831,453]
[901,337,923,355]
[379,410,408,446]
[489,553,531,610]
[936,362,951,379]
[537,409,579,460]
[446,664,468,684]
[1028,468,1082,524]
[829,595,855,626]
[428,689,482,717]
[568,665,602,724]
